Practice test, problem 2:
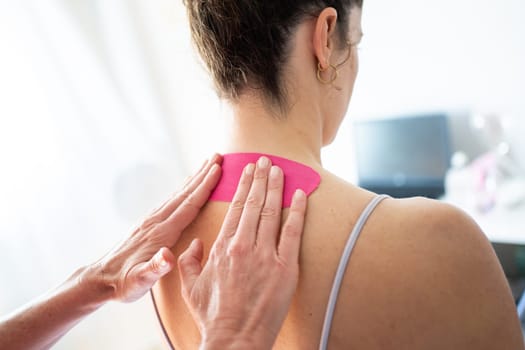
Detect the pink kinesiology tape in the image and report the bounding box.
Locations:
[210,153,321,208]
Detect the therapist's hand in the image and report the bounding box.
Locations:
[178,157,308,350]
[0,155,223,350]
[89,154,223,303]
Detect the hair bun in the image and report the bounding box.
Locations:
[184,0,362,107]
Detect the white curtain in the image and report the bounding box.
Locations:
[0,0,227,348]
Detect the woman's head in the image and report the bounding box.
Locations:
[184,0,363,114]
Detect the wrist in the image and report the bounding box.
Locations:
[69,264,115,309]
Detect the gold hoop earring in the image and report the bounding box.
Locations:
[317,62,338,85]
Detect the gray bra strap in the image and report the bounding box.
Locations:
[319,194,389,350]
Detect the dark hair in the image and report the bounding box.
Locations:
[184,0,363,109]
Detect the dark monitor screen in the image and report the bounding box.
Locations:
[354,114,451,198]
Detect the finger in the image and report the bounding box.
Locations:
[182,157,210,189]
[214,162,255,244]
[149,157,211,218]
[155,153,223,222]
[178,239,204,302]
[163,163,222,236]
[132,247,175,293]
[255,165,284,249]
[278,189,307,264]
[231,156,271,247]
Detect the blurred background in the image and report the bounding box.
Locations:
[0,0,523,348]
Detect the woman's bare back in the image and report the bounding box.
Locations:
[152,169,523,349]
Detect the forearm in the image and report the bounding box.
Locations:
[0,265,113,350]
[0,156,221,349]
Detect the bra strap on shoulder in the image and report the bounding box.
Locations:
[319,194,389,350]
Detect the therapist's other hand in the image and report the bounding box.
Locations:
[178,157,308,350]
[89,154,222,303]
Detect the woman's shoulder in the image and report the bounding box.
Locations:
[308,170,498,291]
[307,170,479,239]
[305,171,523,349]
[368,195,497,283]
[379,195,485,244]
[313,169,490,248]
[353,199,523,348]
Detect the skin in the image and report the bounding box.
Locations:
[153,5,525,350]
[179,160,307,350]
[0,155,308,349]
[0,155,223,350]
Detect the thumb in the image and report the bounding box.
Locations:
[178,239,204,302]
[142,247,176,285]
[122,247,175,302]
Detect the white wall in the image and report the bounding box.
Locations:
[0,2,179,349]
[324,0,525,181]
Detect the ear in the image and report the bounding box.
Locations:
[313,7,339,70]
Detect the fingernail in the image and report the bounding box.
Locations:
[190,239,199,250]
[270,165,281,178]
[210,153,221,163]
[245,163,255,175]
[293,189,306,201]
[156,252,169,271]
[257,156,270,168]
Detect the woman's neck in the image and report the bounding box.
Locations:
[226,93,324,169]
